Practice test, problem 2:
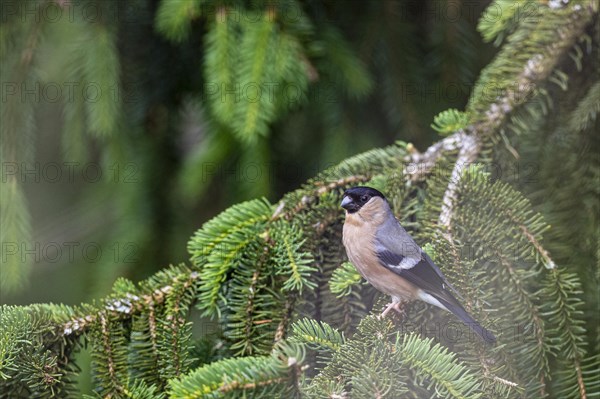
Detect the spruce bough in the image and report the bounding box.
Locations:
[1,1,599,398]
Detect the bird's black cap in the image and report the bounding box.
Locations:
[341,186,386,213]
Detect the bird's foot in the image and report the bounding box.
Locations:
[379,300,408,319]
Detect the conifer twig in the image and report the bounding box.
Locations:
[271,175,370,220]
[219,377,287,393]
[492,375,519,388]
[468,4,592,137]
[403,5,592,234]
[403,131,465,181]
[62,272,200,336]
[438,132,480,230]
[274,297,296,343]
[518,224,556,269]
[575,357,587,399]
[99,312,124,395]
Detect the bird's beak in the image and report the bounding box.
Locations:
[340,195,353,210]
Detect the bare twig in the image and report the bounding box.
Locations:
[403,131,465,181]
[492,375,519,388]
[575,357,587,399]
[438,132,481,230]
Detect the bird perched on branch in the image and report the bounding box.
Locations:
[341,186,496,344]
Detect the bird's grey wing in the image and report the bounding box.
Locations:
[374,217,421,266]
[374,218,463,301]
[379,243,495,344]
[377,250,462,300]
[375,218,494,344]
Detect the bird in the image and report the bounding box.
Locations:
[340,186,496,344]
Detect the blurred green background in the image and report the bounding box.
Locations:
[1,0,497,306]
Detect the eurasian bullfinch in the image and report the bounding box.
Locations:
[341,186,496,344]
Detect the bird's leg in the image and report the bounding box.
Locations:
[380,297,409,319]
[380,302,397,318]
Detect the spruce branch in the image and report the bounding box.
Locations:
[218,376,287,394]
[517,223,556,270]
[542,268,590,399]
[438,132,481,232]
[413,5,593,234]
[274,297,296,344]
[1,0,47,293]
[497,255,545,349]
[62,270,200,337]
[1,2,597,398]
[405,5,592,190]
[576,361,587,399]
[403,5,595,278]
[404,132,465,181]
[470,3,594,132]
[272,175,371,220]
[492,375,519,389]
[98,313,124,395]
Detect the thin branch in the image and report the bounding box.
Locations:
[407,5,592,233]
[243,269,261,355]
[499,255,546,346]
[492,375,519,388]
[468,5,592,137]
[274,296,295,343]
[575,357,587,399]
[518,224,556,269]
[438,132,481,230]
[148,302,159,364]
[219,377,287,393]
[99,313,124,395]
[403,131,464,181]
[271,175,371,220]
[62,272,200,336]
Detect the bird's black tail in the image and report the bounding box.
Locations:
[438,298,496,345]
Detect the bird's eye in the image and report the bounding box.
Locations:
[360,195,369,202]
